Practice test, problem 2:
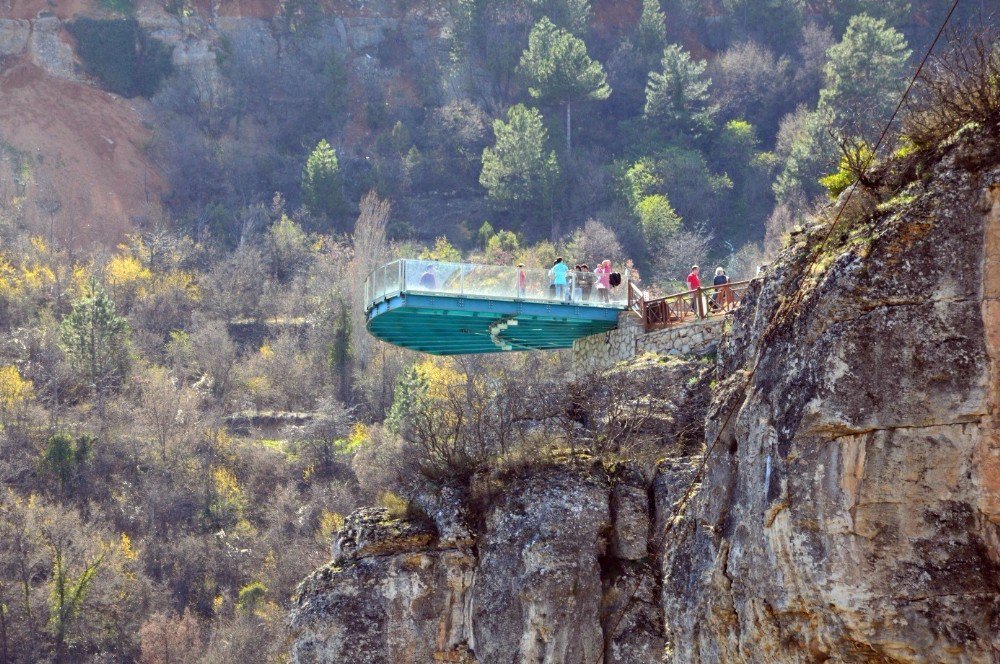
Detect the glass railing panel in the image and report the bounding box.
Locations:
[367,260,630,309]
[404,259,463,295]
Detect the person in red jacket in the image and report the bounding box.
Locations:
[686,265,701,290]
[686,265,702,317]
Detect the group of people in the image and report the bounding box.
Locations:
[686,264,734,315]
[416,259,736,314]
[536,257,617,303]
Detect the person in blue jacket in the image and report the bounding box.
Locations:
[548,257,569,301]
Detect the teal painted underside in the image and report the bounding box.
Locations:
[366,292,622,355]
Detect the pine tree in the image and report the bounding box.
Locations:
[819,14,910,139]
[480,104,561,234]
[644,44,717,141]
[518,17,611,157]
[635,0,666,60]
[301,139,345,225]
[59,281,129,419]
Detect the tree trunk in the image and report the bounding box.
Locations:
[565,101,572,158]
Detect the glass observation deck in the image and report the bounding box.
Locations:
[364,259,629,355]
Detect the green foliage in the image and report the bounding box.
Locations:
[721,0,804,53]
[42,434,93,496]
[818,14,910,136]
[527,0,591,33]
[385,365,429,439]
[237,581,268,612]
[266,215,312,281]
[819,143,874,198]
[644,44,717,140]
[420,237,463,263]
[59,281,130,400]
[635,0,667,58]
[66,19,173,97]
[622,158,662,208]
[328,297,352,400]
[636,194,682,245]
[822,0,910,34]
[519,18,610,106]
[478,221,496,248]
[302,139,346,224]
[485,230,521,264]
[773,108,839,203]
[480,104,560,223]
[97,0,134,15]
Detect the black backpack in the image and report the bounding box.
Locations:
[609,272,622,288]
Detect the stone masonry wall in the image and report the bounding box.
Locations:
[573,311,729,373]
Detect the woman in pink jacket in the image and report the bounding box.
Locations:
[594,260,611,303]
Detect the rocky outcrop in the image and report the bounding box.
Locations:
[291,458,679,664]
[0,16,77,79]
[26,14,75,79]
[0,19,30,58]
[290,127,1000,662]
[471,466,611,663]
[662,127,1000,662]
[290,507,476,664]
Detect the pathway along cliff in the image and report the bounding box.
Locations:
[288,125,1000,662]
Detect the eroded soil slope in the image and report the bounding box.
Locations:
[0,61,163,246]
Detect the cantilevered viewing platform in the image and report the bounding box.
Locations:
[364,260,629,355]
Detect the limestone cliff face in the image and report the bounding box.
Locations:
[290,127,999,662]
[664,127,1000,663]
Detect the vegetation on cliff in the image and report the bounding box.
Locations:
[0,0,995,661]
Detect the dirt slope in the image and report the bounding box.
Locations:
[0,60,164,247]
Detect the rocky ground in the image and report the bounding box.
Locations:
[289,125,1000,662]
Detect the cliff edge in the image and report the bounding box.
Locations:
[290,125,1000,663]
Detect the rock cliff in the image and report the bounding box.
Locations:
[290,127,999,661]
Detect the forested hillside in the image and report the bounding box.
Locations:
[0,0,993,661]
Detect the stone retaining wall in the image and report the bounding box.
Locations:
[573,312,727,373]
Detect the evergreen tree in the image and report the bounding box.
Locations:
[301,139,345,226]
[59,281,130,418]
[527,0,592,33]
[635,0,666,59]
[644,44,717,142]
[819,14,910,139]
[480,104,560,236]
[518,17,611,157]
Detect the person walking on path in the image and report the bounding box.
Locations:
[686,265,702,317]
[549,257,569,301]
[594,260,612,303]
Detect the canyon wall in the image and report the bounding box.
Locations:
[290,127,1000,662]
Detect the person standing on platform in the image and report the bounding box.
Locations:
[549,257,569,301]
[515,263,527,299]
[686,265,702,317]
[594,260,612,303]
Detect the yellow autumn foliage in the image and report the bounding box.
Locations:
[413,358,466,401]
[104,254,153,287]
[0,365,33,422]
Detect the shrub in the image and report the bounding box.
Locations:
[67,19,173,98]
[904,26,1000,149]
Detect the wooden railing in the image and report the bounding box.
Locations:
[628,280,751,332]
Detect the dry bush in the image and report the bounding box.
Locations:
[904,23,1000,149]
[139,609,203,664]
